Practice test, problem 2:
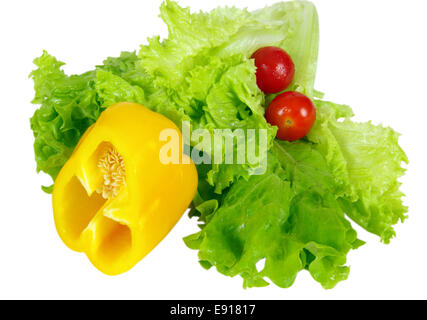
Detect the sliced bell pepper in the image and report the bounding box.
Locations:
[52,102,198,275]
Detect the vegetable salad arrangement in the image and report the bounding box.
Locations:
[30,0,408,289]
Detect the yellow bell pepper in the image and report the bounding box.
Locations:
[52,102,198,275]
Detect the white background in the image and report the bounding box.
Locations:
[0,0,426,300]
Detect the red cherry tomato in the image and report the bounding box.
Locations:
[265,91,316,141]
[251,46,295,94]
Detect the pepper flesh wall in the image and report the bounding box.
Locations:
[52,102,198,275]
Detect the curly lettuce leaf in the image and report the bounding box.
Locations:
[308,100,408,243]
[216,1,319,98]
[96,70,146,107]
[30,51,147,188]
[185,99,407,289]
[136,0,319,192]
[140,0,319,98]
[139,0,251,88]
[185,141,363,289]
[30,51,99,184]
[190,57,276,192]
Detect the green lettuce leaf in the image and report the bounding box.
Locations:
[188,56,277,192]
[185,141,363,289]
[140,0,319,98]
[216,1,319,98]
[139,0,251,89]
[30,51,99,184]
[308,100,408,243]
[136,0,319,192]
[30,51,147,189]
